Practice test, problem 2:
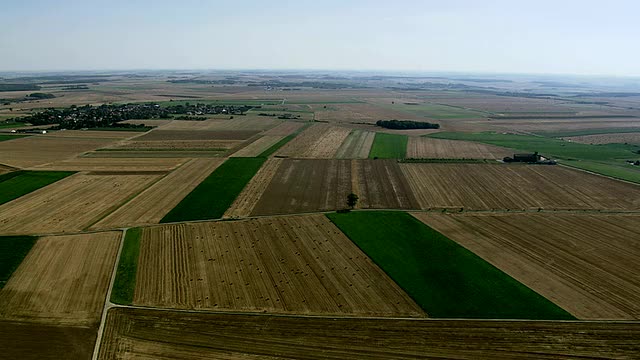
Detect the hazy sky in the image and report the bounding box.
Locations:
[1,0,639,76]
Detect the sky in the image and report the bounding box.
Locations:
[1,0,639,76]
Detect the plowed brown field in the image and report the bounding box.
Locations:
[251,159,418,215]
[224,158,283,217]
[335,130,375,158]
[0,173,159,234]
[134,215,423,316]
[275,123,350,158]
[98,307,640,360]
[0,232,120,326]
[401,163,640,211]
[406,137,512,159]
[413,213,640,320]
[92,158,224,229]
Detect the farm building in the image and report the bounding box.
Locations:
[503,152,555,164]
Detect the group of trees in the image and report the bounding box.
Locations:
[375,120,440,130]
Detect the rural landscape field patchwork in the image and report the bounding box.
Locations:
[0,71,639,358]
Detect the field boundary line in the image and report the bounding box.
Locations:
[91,228,128,360]
[108,303,640,324]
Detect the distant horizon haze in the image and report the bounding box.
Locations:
[1,0,639,76]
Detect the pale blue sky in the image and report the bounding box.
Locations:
[1,0,639,75]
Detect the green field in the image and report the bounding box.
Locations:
[369,133,407,159]
[161,157,266,222]
[327,211,575,320]
[0,171,75,205]
[0,134,28,142]
[0,122,24,129]
[427,131,640,183]
[0,235,38,288]
[536,128,640,138]
[383,102,487,119]
[111,228,141,305]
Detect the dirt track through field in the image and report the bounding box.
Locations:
[134,215,423,317]
[414,212,640,320]
[401,163,640,211]
[0,173,159,234]
[92,158,224,229]
[0,232,120,326]
[99,307,640,359]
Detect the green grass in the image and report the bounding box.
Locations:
[0,134,29,142]
[161,157,267,222]
[327,211,576,320]
[560,160,640,183]
[111,228,141,305]
[369,133,407,159]
[0,122,24,129]
[0,235,38,288]
[0,171,75,205]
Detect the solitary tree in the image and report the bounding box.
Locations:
[346,193,359,209]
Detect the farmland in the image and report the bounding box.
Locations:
[414,212,640,320]
[406,137,512,159]
[100,308,640,359]
[401,163,640,211]
[0,232,121,326]
[1,72,640,358]
[161,157,266,222]
[0,235,37,288]
[275,123,351,158]
[0,173,159,234]
[134,216,423,316]
[335,130,376,158]
[92,158,224,229]
[224,158,283,218]
[328,211,573,319]
[0,170,73,205]
[369,133,407,158]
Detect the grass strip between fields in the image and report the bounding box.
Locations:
[368,133,408,159]
[0,235,38,288]
[326,211,576,320]
[0,170,75,205]
[111,228,142,305]
[161,157,267,222]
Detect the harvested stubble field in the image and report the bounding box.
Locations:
[251,159,351,215]
[42,130,141,140]
[109,139,242,151]
[229,135,285,157]
[262,121,305,136]
[99,308,640,360]
[159,117,281,131]
[335,130,375,158]
[92,158,224,229]
[134,215,423,316]
[564,132,640,145]
[0,135,115,168]
[224,158,283,218]
[33,157,187,171]
[312,103,423,123]
[135,129,260,141]
[0,173,159,234]
[414,212,640,320]
[251,159,418,215]
[0,232,120,326]
[406,137,512,159]
[0,321,97,360]
[275,123,351,158]
[401,163,640,211]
